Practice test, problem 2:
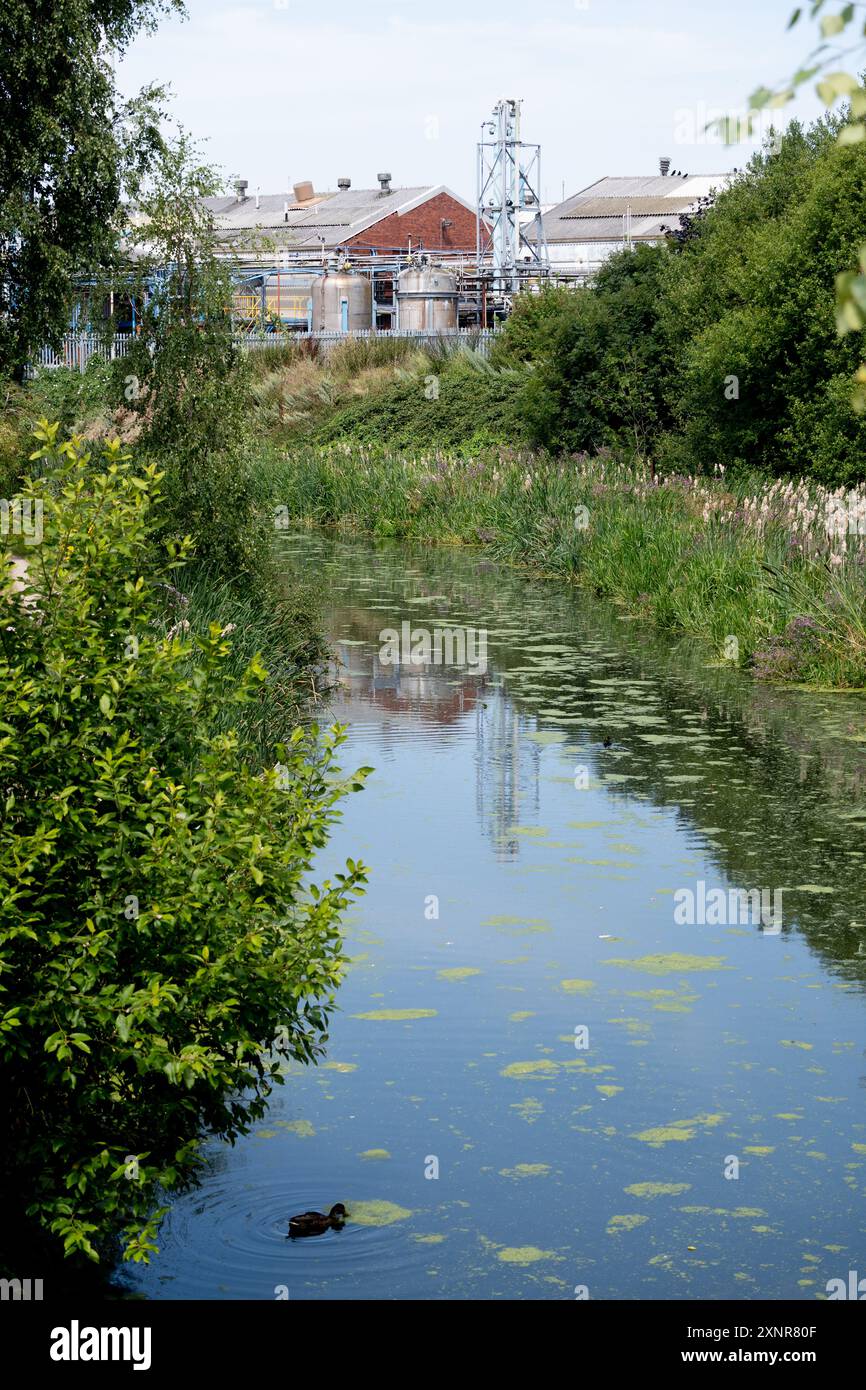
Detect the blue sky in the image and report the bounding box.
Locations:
[117,0,828,200]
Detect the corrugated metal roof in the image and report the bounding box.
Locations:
[544,217,685,242]
[560,196,702,217]
[205,185,449,248]
[536,173,732,244]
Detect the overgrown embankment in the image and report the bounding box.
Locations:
[267,445,866,690]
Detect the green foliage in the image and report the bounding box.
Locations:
[478,111,866,485]
[0,426,368,1266]
[660,118,866,483]
[725,4,866,360]
[24,359,120,436]
[313,351,523,452]
[116,134,263,578]
[489,285,582,366]
[0,0,178,379]
[162,564,330,752]
[269,442,866,689]
[514,245,671,457]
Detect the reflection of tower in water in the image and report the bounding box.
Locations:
[475,684,541,859]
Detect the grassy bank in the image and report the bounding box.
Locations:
[246,335,519,452]
[266,443,866,690]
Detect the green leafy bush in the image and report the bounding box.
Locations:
[659,116,866,484]
[313,350,523,451]
[0,425,368,1267]
[510,245,671,457]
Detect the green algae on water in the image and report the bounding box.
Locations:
[499,1163,552,1179]
[624,1183,691,1199]
[349,1200,412,1226]
[496,1245,559,1264]
[280,1119,315,1138]
[511,1097,544,1122]
[603,953,727,976]
[501,1059,560,1079]
[352,1009,438,1021]
[632,1113,725,1146]
[607,1214,649,1234]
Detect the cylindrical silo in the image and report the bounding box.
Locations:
[396,264,459,331]
[310,269,373,333]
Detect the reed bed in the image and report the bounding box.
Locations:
[265,443,866,689]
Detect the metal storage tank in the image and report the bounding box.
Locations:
[310,268,373,333]
[396,263,459,331]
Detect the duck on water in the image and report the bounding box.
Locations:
[288,1204,347,1238]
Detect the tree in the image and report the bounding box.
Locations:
[0,1,181,381]
[117,132,256,578]
[516,245,671,456]
[0,426,369,1266]
[722,3,866,388]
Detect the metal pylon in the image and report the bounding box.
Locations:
[476,99,549,297]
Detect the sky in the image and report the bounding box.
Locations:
[116,0,828,203]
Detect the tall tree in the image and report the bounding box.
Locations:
[0,1,181,380]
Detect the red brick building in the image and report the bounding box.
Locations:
[206,175,479,259]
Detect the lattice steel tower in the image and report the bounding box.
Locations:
[476,99,549,296]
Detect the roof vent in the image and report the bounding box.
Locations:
[377,171,392,195]
[293,180,315,203]
[234,178,248,202]
[337,177,351,190]
[659,156,671,177]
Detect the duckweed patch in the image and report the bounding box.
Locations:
[352,1009,438,1021]
[499,1163,552,1179]
[607,1214,650,1234]
[280,1119,315,1138]
[632,1113,726,1146]
[603,953,727,976]
[511,1097,544,1122]
[624,1183,691,1198]
[349,1200,413,1226]
[495,1245,559,1264]
[501,1060,560,1079]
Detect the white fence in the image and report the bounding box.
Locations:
[31,333,137,374]
[30,327,498,374]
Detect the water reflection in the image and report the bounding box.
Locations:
[323,533,866,979]
[117,531,866,1302]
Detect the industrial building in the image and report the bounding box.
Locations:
[206,176,478,260]
[533,160,733,278]
[47,118,734,356]
[207,176,481,331]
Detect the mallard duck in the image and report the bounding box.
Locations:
[288,1204,347,1238]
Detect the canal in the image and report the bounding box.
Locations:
[119,532,866,1300]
